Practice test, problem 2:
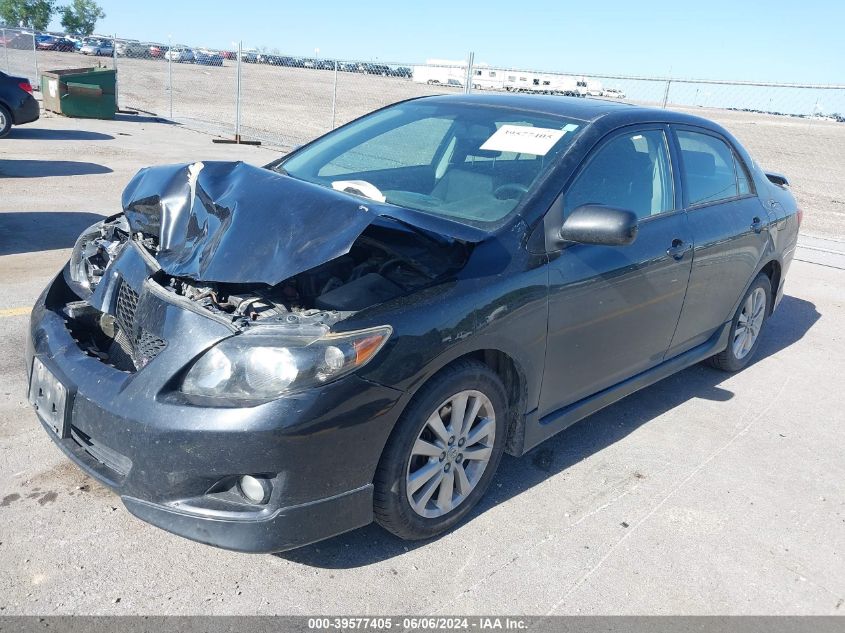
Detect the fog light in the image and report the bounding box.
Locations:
[238,475,271,504]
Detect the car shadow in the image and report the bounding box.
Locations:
[0,160,113,178]
[6,128,114,141]
[277,294,820,569]
[0,211,106,255]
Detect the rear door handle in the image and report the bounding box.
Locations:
[666,238,691,261]
[751,217,764,233]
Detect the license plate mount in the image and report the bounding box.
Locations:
[28,358,71,438]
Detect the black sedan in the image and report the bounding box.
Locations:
[36,35,76,51]
[0,71,39,137]
[27,95,799,552]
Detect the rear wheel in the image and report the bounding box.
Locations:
[708,274,771,372]
[0,104,12,138]
[374,360,507,540]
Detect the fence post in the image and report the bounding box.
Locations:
[464,51,474,94]
[2,29,9,73]
[661,79,672,108]
[235,40,242,140]
[112,34,119,110]
[168,35,173,119]
[31,30,38,87]
[331,59,338,129]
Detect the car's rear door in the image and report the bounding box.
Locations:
[538,125,693,415]
[665,126,771,357]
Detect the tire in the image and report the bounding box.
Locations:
[708,273,772,372]
[374,359,508,540]
[0,103,12,138]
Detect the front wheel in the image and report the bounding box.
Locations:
[708,273,771,372]
[374,360,507,540]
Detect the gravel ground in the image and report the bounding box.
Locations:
[1,111,844,616]
[14,48,845,239]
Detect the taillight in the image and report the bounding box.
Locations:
[18,81,33,94]
[796,208,803,227]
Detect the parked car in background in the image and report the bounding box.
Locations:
[6,32,36,50]
[80,37,114,56]
[603,87,626,99]
[35,34,54,49]
[258,53,285,66]
[194,49,224,66]
[36,35,77,52]
[165,47,195,63]
[0,71,39,138]
[365,63,392,76]
[242,50,260,63]
[117,41,153,58]
[28,95,798,553]
[148,43,169,58]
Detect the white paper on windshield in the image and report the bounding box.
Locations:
[480,124,578,156]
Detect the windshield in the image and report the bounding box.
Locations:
[277,101,583,228]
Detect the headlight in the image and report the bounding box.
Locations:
[68,218,127,297]
[68,221,107,295]
[180,325,392,400]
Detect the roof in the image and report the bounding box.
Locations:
[419,93,635,122]
[418,93,722,131]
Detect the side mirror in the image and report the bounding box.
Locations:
[559,204,639,246]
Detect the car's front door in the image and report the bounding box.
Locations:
[666,126,771,357]
[538,126,693,416]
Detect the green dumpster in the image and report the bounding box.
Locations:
[40,67,116,119]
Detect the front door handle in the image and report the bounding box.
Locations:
[751,217,764,233]
[666,238,691,261]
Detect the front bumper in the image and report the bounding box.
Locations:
[27,271,406,553]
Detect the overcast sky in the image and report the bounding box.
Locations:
[48,0,843,84]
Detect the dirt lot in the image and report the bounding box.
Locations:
[1,109,844,616]
[16,48,845,240]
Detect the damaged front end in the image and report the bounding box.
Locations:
[59,161,473,381]
[26,159,488,552]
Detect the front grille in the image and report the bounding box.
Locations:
[111,280,167,370]
[115,281,139,335]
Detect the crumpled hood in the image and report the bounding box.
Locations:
[121,161,485,285]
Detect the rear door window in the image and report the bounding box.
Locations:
[676,130,739,206]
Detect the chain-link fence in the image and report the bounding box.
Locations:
[2,32,844,238]
[1,28,39,82]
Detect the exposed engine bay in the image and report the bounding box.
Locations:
[63,215,467,371]
[72,216,465,321]
[59,161,479,372]
[159,224,464,321]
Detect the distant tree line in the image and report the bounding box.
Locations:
[0,0,105,36]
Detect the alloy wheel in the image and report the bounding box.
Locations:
[733,287,766,359]
[405,390,496,518]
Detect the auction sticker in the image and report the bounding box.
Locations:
[480,123,578,155]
